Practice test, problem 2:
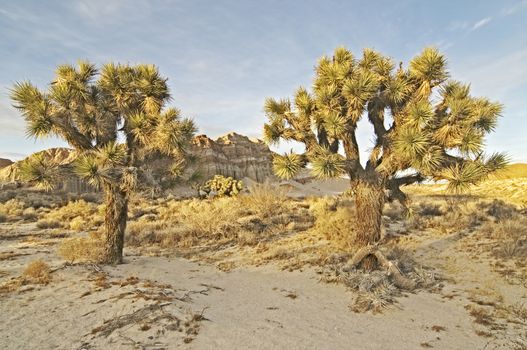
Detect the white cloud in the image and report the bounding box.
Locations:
[453,48,527,98]
[471,17,491,31]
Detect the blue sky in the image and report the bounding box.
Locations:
[0,0,526,162]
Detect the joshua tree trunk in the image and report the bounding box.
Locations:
[102,184,129,264]
[352,176,385,269]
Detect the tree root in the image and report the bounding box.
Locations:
[345,245,417,290]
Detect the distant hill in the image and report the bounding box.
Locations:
[0,158,14,169]
[491,163,527,179]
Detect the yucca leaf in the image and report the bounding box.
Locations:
[96,142,126,166]
[442,162,486,193]
[310,153,346,179]
[74,155,103,188]
[409,47,448,86]
[393,127,430,159]
[18,154,59,191]
[272,152,305,179]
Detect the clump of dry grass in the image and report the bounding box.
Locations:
[383,201,406,220]
[36,219,62,229]
[22,259,51,284]
[41,200,103,232]
[58,234,105,263]
[0,199,26,221]
[308,197,357,250]
[241,182,289,218]
[178,198,241,237]
[417,201,443,217]
[479,215,527,259]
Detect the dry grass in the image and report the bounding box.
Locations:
[0,199,26,221]
[477,214,527,259]
[241,182,289,218]
[22,259,51,284]
[125,192,309,255]
[36,219,62,229]
[58,235,105,263]
[40,200,103,232]
[178,198,242,237]
[308,197,358,250]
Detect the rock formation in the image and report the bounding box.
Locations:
[191,132,274,182]
[0,132,275,192]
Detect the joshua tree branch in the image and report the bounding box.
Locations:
[343,129,364,177]
[52,116,94,151]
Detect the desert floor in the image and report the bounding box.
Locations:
[1,182,526,349]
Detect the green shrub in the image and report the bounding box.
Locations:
[200,175,243,197]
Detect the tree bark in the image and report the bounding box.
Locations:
[352,176,385,270]
[102,184,129,264]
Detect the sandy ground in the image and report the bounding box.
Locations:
[2,221,525,349]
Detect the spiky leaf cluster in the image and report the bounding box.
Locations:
[11,61,196,191]
[264,47,506,193]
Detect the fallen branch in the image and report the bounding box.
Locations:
[90,302,172,338]
[345,245,417,290]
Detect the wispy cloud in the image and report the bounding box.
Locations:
[471,17,491,31]
[501,0,527,16]
[453,48,527,98]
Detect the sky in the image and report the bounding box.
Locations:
[0,0,526,162]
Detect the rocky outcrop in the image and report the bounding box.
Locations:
[191,132,274,182]
[0,132,275,192]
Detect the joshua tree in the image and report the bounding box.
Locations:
[264,47,506,268]
[11,62,196,263]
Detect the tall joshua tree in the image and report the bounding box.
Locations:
[11,62,196,263]
[264,47,506,267]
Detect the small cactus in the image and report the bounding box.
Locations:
[200,175,243,197]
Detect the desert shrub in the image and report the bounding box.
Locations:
[36,219,62,229]
[480,215,527,258]
[200,175,243,197]
[157,199,183,223]
[418,202,443,217]
[23,259,51,284]
[58,236,104,263]
[0,190,16,203]
[42,200,103,231]
[0,199,26,220]
[479,199,516,222]
[241,182,289,218]
[383,202,406,220]
[309,197,356,249]
[126,220,168,246]
[69,216,86,231]
[179,198,241,237]
[22,207,38,221]
[79,193,101,203]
